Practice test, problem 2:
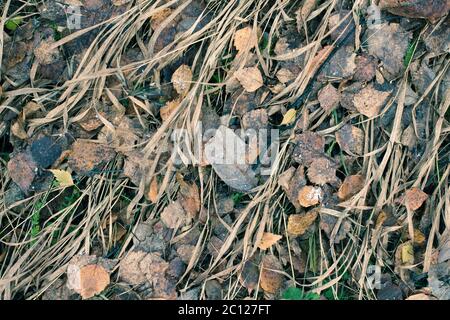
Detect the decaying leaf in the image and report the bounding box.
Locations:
[336,124,364,156]
[239,258,260,293]
[366,23,412,80]
[353,83,391,118]
[319,213,351,243]
[234,26,258,53]
[260,254,283,293]
[297,186,323,207]
[68,140,116,175]
[31,136,62,169]
[379,0,449,23]
[178,179,200,219]
[279,166,307,209]
[234,67,263,92]
[258,232,282,250]
[307,157,337,185]
[7,152,37,194]
[287,211,318,236]
[353,54,377,82]
[160,201,188,229]
[318,84,340,112]
[241,109,268,131]
[293,132,325,166]
[204,125,258,192]
[337,175,365,200]
[404,187,428,211]
[172,64,193,96]
[280,108,297,125]
[276,68,295,84]
[119,251,169,286]
[34,39,60,65]
[49,169,74,187]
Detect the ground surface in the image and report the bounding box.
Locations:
[0,0,449,300]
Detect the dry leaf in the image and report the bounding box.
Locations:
[296,0,318,24]
[78,264,110,299]
[337,175,365,200]
[119,251,169,286]
[178,179,200,219]
[406,293,437,300]
[49,169,74,187]
[413,229,426,245]
[148,178,159,204]
[297,186,323,207]
[160,99,181,121]
[404,187,428,211]
[258,232,282,250]
[68,140,116,175]
[11,118,28,140]
[172,64,193,96]
[336,124,364,156]
[239,258,259,293]
[318,84,340,112]
[287,211,318,236]
[401,241,414,265]
[276,68,295,84]
[7,152,37,193]
[234,67,263,92]
[151,8,173,30]
[280,109,296,125]
[379,0,449,23]
[353,84,391,118]
[260,254,283,293]
[160,201,188,229]
[34,39,60,65]
[234,26,258,52]
[293,132,325,165]
[307,157,337,185]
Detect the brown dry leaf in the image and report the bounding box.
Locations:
[353,54,377,82]
[11,118,28,140]
[7,152,37,193]
[337,175,365,201]
[276,68,295,84]
[318,84,340,112]
[68,140,116,175]
[413,229,426,245]
[176,244,195,264]
[260,254,283,294]
[241,109,268,131]
[287,211,318,236]
[78,264,110,299]
[234,26,258,53]
[279,166,307,209]
[307,157,337,185]
[150,8,173,30]
[34,39,60,65]
[178,179,200,219]
[404,187,428,211]
[234,67,263,92]
[379,0,449,23]
[296,0,318,24]
[119,251,169,286]
[297,185,323,207]
[172,64,193,96]
[160,201,188,229]
[406,293,437,300]
[148,178,159,204]
[239,258,260,293]
[320,213,351,243]
[367,23,411,80]
[336,124,364,156]
[258,232,282,250]
[293,132,325,166]
[160,98,181,121]
[353,84,391,118]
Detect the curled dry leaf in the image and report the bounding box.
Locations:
[336,124,364,156]
[234,26,258,53]
[234,67,263,93]
[307,157,337,185]
[287,211,318,237]
[353,84,391,118]
[297,185,323,207]
[379,0,449,23]
[318,84,340,112]
[258,232,282,250]
[404,187,428,211]
[337,174,365,201]
[172,64,193,96]
[260,254,283,294]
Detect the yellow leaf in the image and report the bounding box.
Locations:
[401,242,414,265]
[49,169,74,187]
[258,232,282,250]
[281,109,296,125]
